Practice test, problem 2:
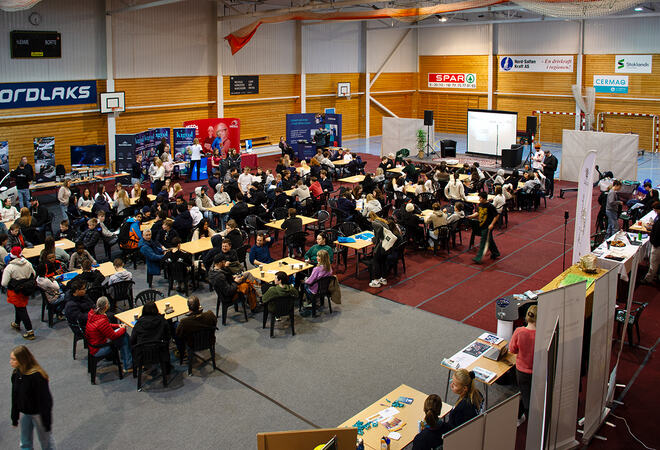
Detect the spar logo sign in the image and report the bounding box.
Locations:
[428,73,477,89]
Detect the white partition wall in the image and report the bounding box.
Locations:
[381,117,429,157]
[561,130,638,182]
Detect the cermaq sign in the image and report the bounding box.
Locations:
[428,73,477,89]
[0,80,97,109]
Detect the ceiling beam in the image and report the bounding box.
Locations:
[107,0,187,15]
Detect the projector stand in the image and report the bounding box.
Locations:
[425,124,440,159]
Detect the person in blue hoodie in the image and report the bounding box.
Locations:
[139,229,164,288]
[118,213,143,252]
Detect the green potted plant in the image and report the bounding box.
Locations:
[417,129,426,158]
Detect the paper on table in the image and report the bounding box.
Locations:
[365,407,399,423]
[55,243,65,247]
[478,332,504,345]
[266,270,279,274]
[388,432,401,441]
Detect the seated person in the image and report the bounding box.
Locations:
[281,208,303,250]
[446,202,465,225]
[55,219,77,241]
[63,278,95,326]
[444,369,483,431]
[361,193,382,217]
[36,264,66,315]
[292,180,311,203]
[72,259,105,289]
[7,223,32,250]
[159,218,179,248]
[319,170,334,193]
[174,296,217,357]
[130,301,171,371]
[192,218,216,241]
[444,172,467,203]
[1,197,20,222]
[208,255,239,301]
[492,185,506,214]
[249,233,274,267]
[302,249,333,311]
[400,203,425,247]
[304,232,334,264]
[172,203,193,239]
[69,242,97,271]
[272,187,289,210]
[425,203,448,247]
[378,155,395,172]
[104,258,133,286]
[139,229,165,288]
[336,192,356,222]
[228,193,250,227]
[39,252,65,278]
[76,218,101,252]
[411,394,446,450]
[86,297,132,371]
[219,219,244,251]
[261,271,299,315]
[516,171,542,210]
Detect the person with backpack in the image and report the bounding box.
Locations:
[118,213,143,251]
[1,247,37,340]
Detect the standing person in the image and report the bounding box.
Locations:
[606,180,623,237]
[411,394,446,450]
[189,138,203,181]
[641,201,660,285]
[468,191,500,264]
[10,345,55,450]
[542,148,558,199]
[11,156,34,209]
[131,153,143,186]
[152,158,165,196]
[531,143,544,172]
[2,247,36,340]
[57,179,71,221]
[509,305,537,426]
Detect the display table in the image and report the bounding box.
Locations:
[339,384,451,450]
[540,263,608,317]
[592,231,649,281]
[629,209,657,234]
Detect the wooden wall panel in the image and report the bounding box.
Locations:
[307,73,365,139]
[419,55,489,92]
[370,72,416,136]
[306,73,363,96]
[593,99,660,151]
[418,93,487,134]
[494,95,575,143]
[223,74,300,100]
[584,54,660,98]
[0,80,107,171]
[224,99,299,144]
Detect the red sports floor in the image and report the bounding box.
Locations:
[177,152,659,449]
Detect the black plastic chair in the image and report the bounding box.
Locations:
[336,221,361,238]
[166,261,191,296]
[215,288,248,325]
[615,302,648,347]
[235,244,249,270]
[262,296,296,337]
[307,210,330,236]
[244,214,260,246]
[135,289,165,305]
[84,336,123,385]
[417,192,435,210]
[308,276,334,317]
[105,280,135,310]
[180,328,217,376]
[390,241,407,276]
[39,289,62,328]
[285,231,307,257]
[428,224,450,255]
[132,341,169,391]
[68,319,85,360]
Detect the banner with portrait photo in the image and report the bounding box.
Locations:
[33,136,56,182]
[286,113,342,147]
[182,118,241,157]
[0,141,9,174]
[173,127,196,175]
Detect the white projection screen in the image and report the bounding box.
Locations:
[467,109,518,156]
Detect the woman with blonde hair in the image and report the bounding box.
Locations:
[509,304,537,425]
[361,193,382,217]
[412,394,446,449]
[152,157,165,195]
[114,188,131,215]
[57,178,71,220]
[302,249,333,312]
[10,345,55,449]
[171,182,184,201]
[445,369,483,430]
[131,181,143,199]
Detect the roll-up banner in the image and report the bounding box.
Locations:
[571,150,597,264]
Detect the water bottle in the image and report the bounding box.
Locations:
[380,436,390,449]
[356,438,364,450]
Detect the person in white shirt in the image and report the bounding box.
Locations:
[195,186,214,221]
[361,194,382,217]
[343,151,353,162]
[292,180,311,202]
[78,187,94,210]
[1,198,20,222]
[444,172,467,203]
[320,152,335,169]
[532,144,544,171]
[492,185,506,214]
[57,179,71,220]
[189,138,203,181]
[494,169,506,185]
[188,201,203,227]
[238,167,254,194]
[152,158,165,195]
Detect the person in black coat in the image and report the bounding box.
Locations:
[77,218,101,251]
[159,219,180,248]
[542,149,558,199]
[208,255,238,301]
[10,345,55,449]
[72,259,105,290]
[130,301,171,365]
[229,193,250,228]
[63,278,95,326]
[444,369,482,431]
[172,204,192,239]
[412,394,446,450]
[281,208,303,238]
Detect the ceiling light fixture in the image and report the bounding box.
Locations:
[439,16,447,22]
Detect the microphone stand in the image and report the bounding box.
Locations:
[563,210,569,271]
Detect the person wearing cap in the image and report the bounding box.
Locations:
[541,148,558,199]
[531,143,544,172]
[400,202,425,248]
[2,246,37,340]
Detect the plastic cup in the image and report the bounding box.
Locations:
[133,313,139,321]
[165,302,170,309]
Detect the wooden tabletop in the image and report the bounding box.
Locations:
[129,194,156,206]
[339,384,451,450]
[335,232,374,250]
[339,175,366,184]
[59,261,116,285]
[441,338,516,386]
[541,263,608,317]
[388,167,404,173]
[180,237,214,255]
[207,203,253,215]
[115,294,189,328]
[333,159,350,166]
[79,205,92,213]
[629,210,656,233]
[247,257,313,283]
[284,188,295,196]
[140,219,156,231]
[265,215,318,230]
[22,239,76,259]
[465,194,495,204]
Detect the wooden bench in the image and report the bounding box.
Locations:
[240,136,271,149]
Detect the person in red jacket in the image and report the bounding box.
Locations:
[509,304,537,426]
[309,176,323,200]
[85,297,133,372]
[2,247,36,340]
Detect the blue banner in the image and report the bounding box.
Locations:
[285,113,342,147]
[173,127,196,175]
[0,80,97,109]
[152,128,170,148]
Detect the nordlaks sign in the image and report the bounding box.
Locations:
[615,55,652,74]
[498,56,574,72]
[0,80,97,109]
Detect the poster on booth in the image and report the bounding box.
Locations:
[285,113,343,147]
[0,141,8,173]
[151,128,170,156]
[33,137,55,182]
[173,128,196,175]
[427,73,476,89]
[182,118,241,157]
[114,134,135,173]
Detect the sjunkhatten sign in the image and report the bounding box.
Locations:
[0,80,97,109]
[593,75,629,93]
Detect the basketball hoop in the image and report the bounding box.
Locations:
[112,107,120,117]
